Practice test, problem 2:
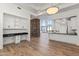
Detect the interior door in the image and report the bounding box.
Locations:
[31,18,40,37]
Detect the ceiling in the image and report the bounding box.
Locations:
[17,3,78,16]
[19,3,59,11]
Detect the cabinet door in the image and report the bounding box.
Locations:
[3,14,15,28]
[20,18,27,29]
[15,17,27,29]
[20,35,27,41]
[15,17,21,28]
[15,36,20,44]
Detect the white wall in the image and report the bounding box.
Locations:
[0,11,3,49]
[0,3,31,49]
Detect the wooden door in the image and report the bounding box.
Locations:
[31,18,40,37]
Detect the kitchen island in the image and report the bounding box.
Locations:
[49,32,79,46]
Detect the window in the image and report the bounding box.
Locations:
[47,19,54,32]
[40,19,54,32]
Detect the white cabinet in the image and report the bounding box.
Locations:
[3,14,15,29]
[15,17,21,28]
[20,18,27,29]
[3,13,27,29]
[49,34,79,45]
[3,35,28,45]
[15,35,27,43]
[3,37,15,45]
[49,34,66,42]
[3,13,28,45]
[15,36,20,44]
[20,35,27,41]
[14,16,27,29]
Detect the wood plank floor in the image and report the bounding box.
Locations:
[0,37,79,56]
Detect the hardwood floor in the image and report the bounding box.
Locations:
[0,37,79,56]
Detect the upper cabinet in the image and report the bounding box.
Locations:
[15,16,27,29]
[3,13,27,29]
[3,14,15,29]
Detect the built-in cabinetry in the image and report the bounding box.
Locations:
[3,13,27,29]
[49,33,79,45]
[3,13,28,45]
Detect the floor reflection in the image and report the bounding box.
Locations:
[39,33,49,53]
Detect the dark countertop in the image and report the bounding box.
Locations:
[3,32,28,37]
[48,32,77,35]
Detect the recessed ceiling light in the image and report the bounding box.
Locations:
[17,7,21,10]
[47,7,59,14]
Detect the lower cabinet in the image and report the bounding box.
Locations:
[20,35,27,41]
[49,34,79,45]
[15,35,20,44]
[3,37,15,45]
[3,35,28,45]
[14,35,27,44]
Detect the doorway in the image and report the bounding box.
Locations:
[30,18,40,37]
